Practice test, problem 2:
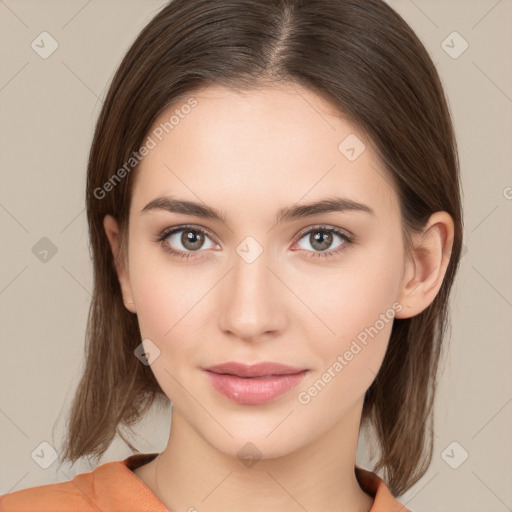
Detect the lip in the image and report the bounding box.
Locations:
[202,361,309,405]
[204,361,307,378]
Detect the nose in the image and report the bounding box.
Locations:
[217,247,287,343]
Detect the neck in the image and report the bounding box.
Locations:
[147,398,374,512]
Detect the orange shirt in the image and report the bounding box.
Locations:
[0,452,410,511]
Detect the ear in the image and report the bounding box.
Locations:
[395,211,454,319]
[103,214,137,314]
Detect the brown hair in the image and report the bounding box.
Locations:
[59,0,464,497]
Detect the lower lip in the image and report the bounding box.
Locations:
[204,370,309,405]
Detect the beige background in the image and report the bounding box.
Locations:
[1,1,511,510]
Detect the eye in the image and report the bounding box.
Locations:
[292,225,354,259]
[155,224,355,261]
[156,225,218,259]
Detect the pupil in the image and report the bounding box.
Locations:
[312,231,332,251]
[183,230,203,250]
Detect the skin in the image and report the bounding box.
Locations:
[103,83,454,512]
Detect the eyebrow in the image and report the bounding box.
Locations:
[140,195,375,224]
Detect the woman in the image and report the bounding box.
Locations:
[0,0,463,510]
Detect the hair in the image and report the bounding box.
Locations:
[58,0,464,497]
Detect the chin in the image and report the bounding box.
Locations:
[201,426,309,463]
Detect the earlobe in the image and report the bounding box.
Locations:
[395,212,454,319]
[103,214,137,314]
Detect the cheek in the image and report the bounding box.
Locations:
[295,303,398,413]
[132,267,200,340]
[298,241,404,379]
[129,257,208,400]
[127,236,198,334]
[128,246,218,376]
[309,237,402,313]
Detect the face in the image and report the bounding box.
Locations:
[108,84,410,459]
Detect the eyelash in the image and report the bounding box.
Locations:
[155,224,355,261]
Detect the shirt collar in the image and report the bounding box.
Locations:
[88,452,410,512]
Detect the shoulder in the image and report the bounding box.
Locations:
[0,459,121,511]
[0,454,164,512]
[0,479,98,511]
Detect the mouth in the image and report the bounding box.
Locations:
[203,361,308,378]
[202,361,309,405]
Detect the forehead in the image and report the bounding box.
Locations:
[131,84,399,223]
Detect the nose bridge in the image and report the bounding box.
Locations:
[218,241,284,340]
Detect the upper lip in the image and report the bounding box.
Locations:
[203,361,307,378]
